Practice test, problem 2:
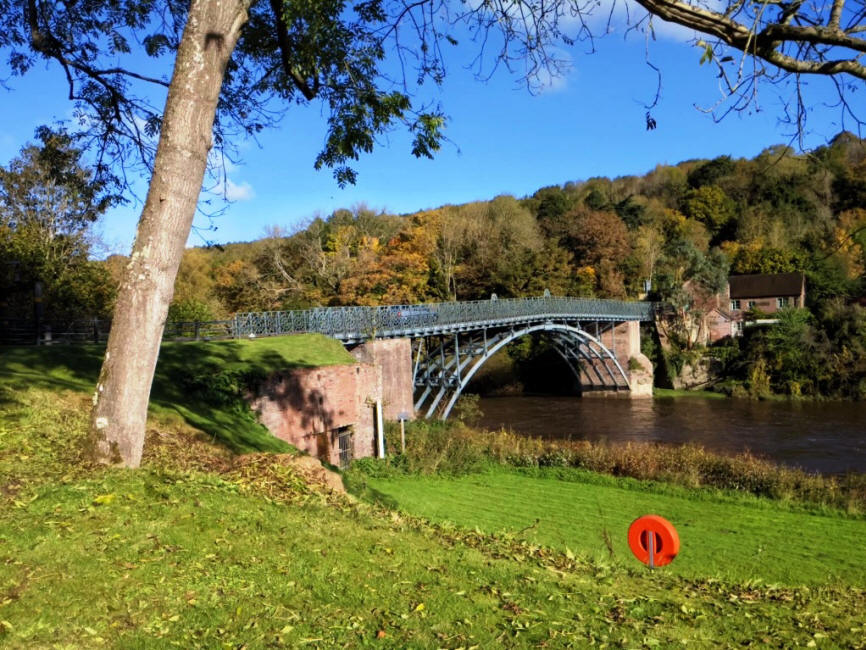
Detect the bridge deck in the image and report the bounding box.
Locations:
[234,296,655,343]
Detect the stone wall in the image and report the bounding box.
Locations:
[583,321,653,398]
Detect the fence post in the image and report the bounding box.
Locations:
[194,320,201,341]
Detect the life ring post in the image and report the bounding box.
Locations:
[628,515,679,569]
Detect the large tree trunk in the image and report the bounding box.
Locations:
[90,0,250,467]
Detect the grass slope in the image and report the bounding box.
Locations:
[653,388,726,399]
[363,467,866,587]
[1,388,865,647]
[0,335,356,452]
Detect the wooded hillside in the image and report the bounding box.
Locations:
[3,132,865,398]
[159,133,865,321]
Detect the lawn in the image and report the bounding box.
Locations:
[362,467,866,587]
[0,335,355,453]
[1,386,865,647]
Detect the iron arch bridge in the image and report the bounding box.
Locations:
[233,296,655,419]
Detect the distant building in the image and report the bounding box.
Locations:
[704,272,806,342]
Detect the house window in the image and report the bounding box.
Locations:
[733,321,744,336]
[730,299,741,310]
[747,300,757,309]
[777,297,788,309]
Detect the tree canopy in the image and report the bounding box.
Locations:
[0,131,118,322]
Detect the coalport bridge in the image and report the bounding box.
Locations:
[233,296,656,420]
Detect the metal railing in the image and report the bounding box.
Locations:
[234,296,656,341]
[1,297,655,346]
[1,318,234,345]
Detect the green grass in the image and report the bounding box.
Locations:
[362,466,866,588]
[653,387,726,399]
[0,335,356,453]
[1,387,865,647]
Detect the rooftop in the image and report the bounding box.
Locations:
[729,272,805,299]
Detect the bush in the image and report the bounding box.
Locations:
[354,421,865,513]
[452,393,483,426]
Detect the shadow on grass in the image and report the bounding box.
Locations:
[0,336,355,455]
[342,471,400,510]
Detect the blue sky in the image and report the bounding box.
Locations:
[0,8,851,255]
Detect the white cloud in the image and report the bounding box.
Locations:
[530,63,572,94]
[560,0,701,44]
[223,178,255,201]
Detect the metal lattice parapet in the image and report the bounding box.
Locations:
[232,296,655,342]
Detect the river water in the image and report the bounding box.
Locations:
[477,396,866,475]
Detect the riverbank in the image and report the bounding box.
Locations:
[653,387,727,399]
[2,385,865,646]
[476,394,866,474]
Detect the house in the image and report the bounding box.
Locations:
[705,272,806,342]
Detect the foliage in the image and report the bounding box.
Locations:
[451,392,483,426]
[166,297,215,323]
[733,304,866,399]
[683,185,736,237]
[0,132,119,320]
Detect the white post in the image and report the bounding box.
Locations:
[397,412,409,455]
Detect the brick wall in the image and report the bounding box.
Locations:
[249,363,381,467]
[349,338,414,420]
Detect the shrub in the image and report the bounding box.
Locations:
[355,420,865,513]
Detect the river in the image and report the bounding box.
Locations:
[477,395,866,475]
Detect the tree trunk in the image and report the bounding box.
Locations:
[89,0,250,467]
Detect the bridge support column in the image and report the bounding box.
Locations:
[584,321,653,398]
[350,338,415,419]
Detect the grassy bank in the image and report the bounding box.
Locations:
[3,340,866,646]
[357,465,866,587]
[0,335,355,452]
[376,421,866,513]
[2,386,865,647]
[653,388,727,399]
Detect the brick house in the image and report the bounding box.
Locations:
[705,272,806,342]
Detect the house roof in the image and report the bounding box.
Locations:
[729,272,805,299]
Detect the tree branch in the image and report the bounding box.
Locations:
[632,0,866,80]
[267,0,318,100]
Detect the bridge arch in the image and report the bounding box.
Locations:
[413,322,631,420]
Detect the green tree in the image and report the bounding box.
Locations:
[683,185,737,237]
[750,308,828,396]
[687,156,735,189]
[457,196,545,298]
[0,131,119,320]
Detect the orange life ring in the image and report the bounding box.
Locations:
[628,515,680,567]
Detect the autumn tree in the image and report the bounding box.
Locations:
[2,0,865,466]
[683,185,737,239]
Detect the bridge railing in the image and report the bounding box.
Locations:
[233,297,655,340]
